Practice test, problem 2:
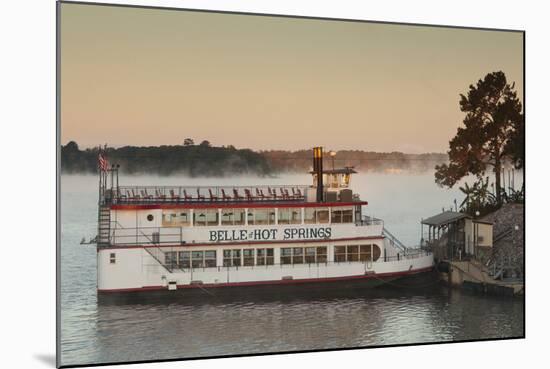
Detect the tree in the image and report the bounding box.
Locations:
[64,140,79,152]
[183,138,194,146]
[435,71,524,205]
[199,140,211,147]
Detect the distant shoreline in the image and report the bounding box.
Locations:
[61,142,447,176]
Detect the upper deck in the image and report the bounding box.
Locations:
[103,184,312,206]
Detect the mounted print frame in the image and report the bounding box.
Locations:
[57,1,525,367]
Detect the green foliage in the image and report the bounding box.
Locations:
[459,177,524,217]
[435,71,524,204]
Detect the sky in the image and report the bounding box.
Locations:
[60,3,523,153]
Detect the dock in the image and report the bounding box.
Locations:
[438,260,523,297]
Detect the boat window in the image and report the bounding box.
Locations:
[194,209,219,226]
[233,249,242,266]
[256,248,274,266]
[317,208,329,223]
[109,253,116,264]
[358,244,381,262]
[336,245,380,262]
[266,248,274,265]
[223,250,232,267]
[290,209,301,224]
[221,209,234,225]
[257,248,265,265]
[335,246,347,262]
[243,249,255,266]
[204,250,217,268]
[286,247,328,264]
[178,251,190,268]
[249,208,276,225]
[305,247,316,263]
[165,251,177,268]
[191,251,204,268]
[304,208,329,224]
[233,209,245,225]
[342,173,350,187]
[293,247,304,264]
[359,245,371,261]
[304,208,316,224]
[359,244,380,261]
[372,244,381,261]
[221,208,245,226]
[316,247,327,263]
[331,207,353,224]
[347,245,359,261]
[223,249,242,267]
[162,209,190,227]
[281,248,292,264]
[278,208,302,224]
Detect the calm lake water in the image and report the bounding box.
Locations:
[60,173,524,366]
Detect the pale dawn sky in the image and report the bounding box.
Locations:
[60,3,523,152]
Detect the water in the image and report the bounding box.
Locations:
[60,173,524,366]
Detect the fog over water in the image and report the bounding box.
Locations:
[60,172,524,366]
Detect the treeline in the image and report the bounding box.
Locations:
[61,141,448,176]
[61,141,271,176]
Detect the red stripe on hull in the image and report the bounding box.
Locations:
[98,235,385,251]
[98,266,433,294]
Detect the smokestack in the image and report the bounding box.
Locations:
[313,147,323,202]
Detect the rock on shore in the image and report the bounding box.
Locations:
[481,203,524,278]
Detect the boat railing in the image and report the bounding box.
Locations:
[111,226,185,246]
[104,185,310,205]
[382,248,431,262]
[358,216,384,226]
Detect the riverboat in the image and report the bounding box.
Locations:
[95,147,433,296]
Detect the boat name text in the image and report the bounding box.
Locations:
[208,227,332,242]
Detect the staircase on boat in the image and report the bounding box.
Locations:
[97,205,111,247]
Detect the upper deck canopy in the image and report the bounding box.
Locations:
[421,211,470,227]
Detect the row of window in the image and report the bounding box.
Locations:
[281,247,327,265]
[165,250,217,268]
[162,245,382,268]
[223,248,275,267]
[161,207,354,227]
[334,245,381,262]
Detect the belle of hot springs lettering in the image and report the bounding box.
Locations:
[209,227,332,242]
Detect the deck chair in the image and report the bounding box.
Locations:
[233,189,244,200]
[156,188,167,202]
[221,189,232,201]
[169,189,180,202]
[268,187,278,200]
[256,188,266,200]
[208,189,218,201]
[244,189,254,201]
[183,189,193,201]
[197,188,205,201]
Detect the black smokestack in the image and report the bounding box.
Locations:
[313,147,323,202]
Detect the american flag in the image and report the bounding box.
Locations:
[98,152,109,172]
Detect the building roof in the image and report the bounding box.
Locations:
[421,211,470,227]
